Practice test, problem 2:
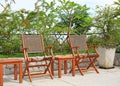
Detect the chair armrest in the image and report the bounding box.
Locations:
[71,46,80,56]
[22,47,28,52]
[88,45,98,48]
[45,46,53,50]
[71,46,79,50]
[87,45,99,56]
[22,47,28,50]
[44,46,54,59]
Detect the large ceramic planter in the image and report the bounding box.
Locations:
[97,47,116,69]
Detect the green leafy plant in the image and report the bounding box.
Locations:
[88,5,120,48]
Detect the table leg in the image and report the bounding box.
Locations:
[14,64,17,80]
[0,64,3,86]
[58,60,62,78]
[19,63,22,83]
[64,60,67,74]
[51,60,54,76]
[72,59,75,76]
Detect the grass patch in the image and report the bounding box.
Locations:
[0,53,24,58]
[0,53,44,58]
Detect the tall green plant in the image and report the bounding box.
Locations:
[54,0,92,34]
[33,0,58,35]
[88,5,120,48]
[0,0,22,54]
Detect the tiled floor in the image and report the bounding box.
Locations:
[3,66,120,86]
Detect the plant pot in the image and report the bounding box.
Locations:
[97,47,116,69]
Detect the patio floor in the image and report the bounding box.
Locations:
[3,66,120,86]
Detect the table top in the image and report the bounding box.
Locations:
[55,55,74,60]
[0,59,23,64]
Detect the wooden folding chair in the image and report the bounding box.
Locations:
[67,35,99,75]
[22,34,54,82]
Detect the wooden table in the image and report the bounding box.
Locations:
[0,59,23,86]
[51,55,75,78]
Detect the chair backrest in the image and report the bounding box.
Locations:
[68,35,88,51]
[22,34,45,53]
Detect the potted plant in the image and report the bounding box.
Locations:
[88,5,120,69]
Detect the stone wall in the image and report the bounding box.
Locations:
[114,53,120,66]
[1,53,120,75]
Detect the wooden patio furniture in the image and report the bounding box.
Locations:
[22,34,54,82]
[67,34,99,75]
[0,59,23,86]
[51,55,75,78]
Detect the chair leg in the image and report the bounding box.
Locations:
[23,65,32,82]
[23,63,32,82]
[48,67,54,79]
[25,63,32,82]
[87,57,99,73]
[43,60,53,79]
[46,60,54,79]
[22,67,27,78]
[44,60,48,74]
[51,60,54,76]
[69,59,84,76]
[75,59,84,76]
[26,67,32,82]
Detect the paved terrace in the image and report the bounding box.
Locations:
[3,66,120,86]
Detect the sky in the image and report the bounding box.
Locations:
[0,0,118,15]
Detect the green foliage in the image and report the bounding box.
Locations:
[0,11,21,54]
[55,0,93,34]
[0,53,23,58]
[88,5,120,48]
[43,34,70,55]
[0,0,58,55]
[0,35,21,55]
[0,0,93,56]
